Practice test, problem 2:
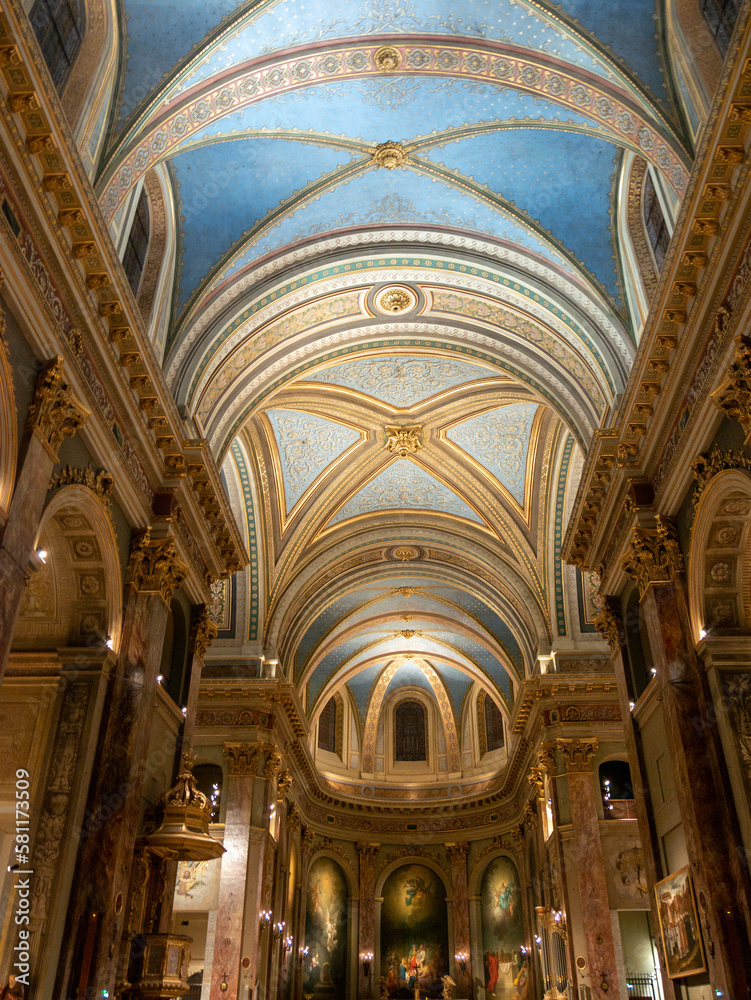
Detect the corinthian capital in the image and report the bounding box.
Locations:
[26,356,89,458]
[711,333,751,441]
[125,528,187,605]
[556,738,598,773]
[593,596,624,652]
[621,516,684,599]
[223,742,261,776]
[190,605,218,660]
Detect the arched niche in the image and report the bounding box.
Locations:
[378,862,450,998]
[690,468,751,638]
[478,855,526,997]
[14,485,122,651]
[303,855,351,997]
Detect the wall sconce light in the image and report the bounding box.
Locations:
[361,952,373,977]
[455,952,467,973]
[273,920,286,942]
[300,945,309,959]
[219,973,229,992]
[284,935,293,953]
[259,910,272,929]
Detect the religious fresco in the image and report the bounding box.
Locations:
[480,856,525,998]
[173,859,221,910]
[303,858,348,996]
[380,864,448,998]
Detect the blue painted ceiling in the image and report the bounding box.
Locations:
[106,0,685,329]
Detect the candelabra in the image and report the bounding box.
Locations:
[455,952,467,973]
[361,951,373,977]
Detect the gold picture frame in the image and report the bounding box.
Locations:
[654,866,707,979]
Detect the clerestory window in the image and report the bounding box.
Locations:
[29,0,83,92]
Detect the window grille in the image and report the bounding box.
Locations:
[700,0,739,57]
[394,700,427,761]
[317,696,337,754]
[29,0,83,91]
[643,172,670,271]
[123,188,151,296]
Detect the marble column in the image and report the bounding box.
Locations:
[26,648,114,1000]
[295,827,316,1000]
[640,576,751,997]
[0,356,88,686]
[356,842,379,999]
[212,743,264,998]
[595,601,676,1000]
[557,738,620,1000]
[53,526,185,999]
[445,843,470,995]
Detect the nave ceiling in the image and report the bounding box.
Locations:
[96,0,693,793]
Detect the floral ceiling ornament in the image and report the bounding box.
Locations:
[384,424,422,457]
[373,46,401,71]
[372,140,408,170]
[375,285,414,312]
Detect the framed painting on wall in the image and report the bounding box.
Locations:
[654,866,706,979]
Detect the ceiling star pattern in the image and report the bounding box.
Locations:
[446,402,538,506]
[99,0,689,797]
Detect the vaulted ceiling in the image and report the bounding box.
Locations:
[101,0,689,775]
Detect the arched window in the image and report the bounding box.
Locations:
[29,0,83,92]
[394,700,427,761]
[643,172,670,270]
[624,589,653,700]
[123,188,151,296]
[600,760,635,819]
[484,695,505,753]
[193,763,223,822]
[700,0,739,56]
[318,696,337,754]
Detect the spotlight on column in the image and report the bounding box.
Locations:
[36,548,47,563]
[105,635,114,649]
[361,952,373,976]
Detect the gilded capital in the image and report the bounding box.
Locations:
[593,596,624,652]
[512,824,525,852]
[223,742,261,776]
[26,357,89,458]
[528,766,544,793]
[711,333,751,440]
[286,804,301,833]
[556,738,598,773]
[356,842,380,864]
[125,528,187,605]
[276,768,294,799]
[190,606,218,660]
[537,743,555,774]
[264,748,283,778]
[621,516,684,599]
[302,827,316,854]
[445,842,469,865]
